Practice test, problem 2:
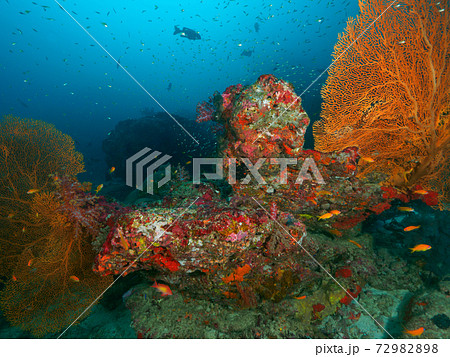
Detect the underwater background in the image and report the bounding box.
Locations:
[0,0,357,184]
[0,0,449,340]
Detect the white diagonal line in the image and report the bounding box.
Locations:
[251,197,395,339]
[53,0,199,145]
[57,197,199,338]
[252,0,398,145]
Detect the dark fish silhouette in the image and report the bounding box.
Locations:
[17,98,28,108]
[173,26,201,40]
[167,82,172,91]
[254,22,259,32]
[241,50,254,57]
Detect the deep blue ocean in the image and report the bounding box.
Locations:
[0,0,358,183]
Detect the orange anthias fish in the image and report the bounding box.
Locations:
[413,190,428,195]
[409,244,431,253]
[69,275,80,282]
[404,327,424,336]
[398,207,414,212]
[404,225,421,232]
[27,188,40,194]
[317,190,333,196]
[293,295,307,300]
[328,229,343,237]
[95,184,103,194]
[348,240,363,248]
[109,167,115,174]
[152,281,173,297]
[117,229,129,250]
[361,157,375,163]
[329,210,341,215]
[318,212,334,220]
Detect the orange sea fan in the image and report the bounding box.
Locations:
[0,116,112,336]
[313,0,449,205]
[0,115,84,279]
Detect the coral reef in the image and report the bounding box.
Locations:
[0,176,115,336]
[313,0,449,205]
[0,115,84,280]
[92,75,444,338]
[0,116,114,336]
[105,73,447,338]
[93,200,309,301]
[2,66,444,338]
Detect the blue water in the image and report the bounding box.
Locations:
[0,0,358,181]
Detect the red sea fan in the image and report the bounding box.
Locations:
[53,176,102,236]
[196,92,219,123]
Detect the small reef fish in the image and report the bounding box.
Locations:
[7,213,15,219]
[318,212,333,220]
[95,184,103,194]
[404,327,424,336]
[404,225,420,232]
[27,188,40,194]
[409,244,431,253]
[70,275,80,282]
[122,288,135,302]
[27,259,33,267]
[348,240,362,248]
[329,210,341,215]
[398,207,414,212]
[293,295,306,300]
[413,189,428,195]
[12,275,17,281]
[360,157,375,163]
[117,229,129,250]
[317,190,333,196]
[109,167,115,174]
[328,229,343,237]
[152,281,173,297]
